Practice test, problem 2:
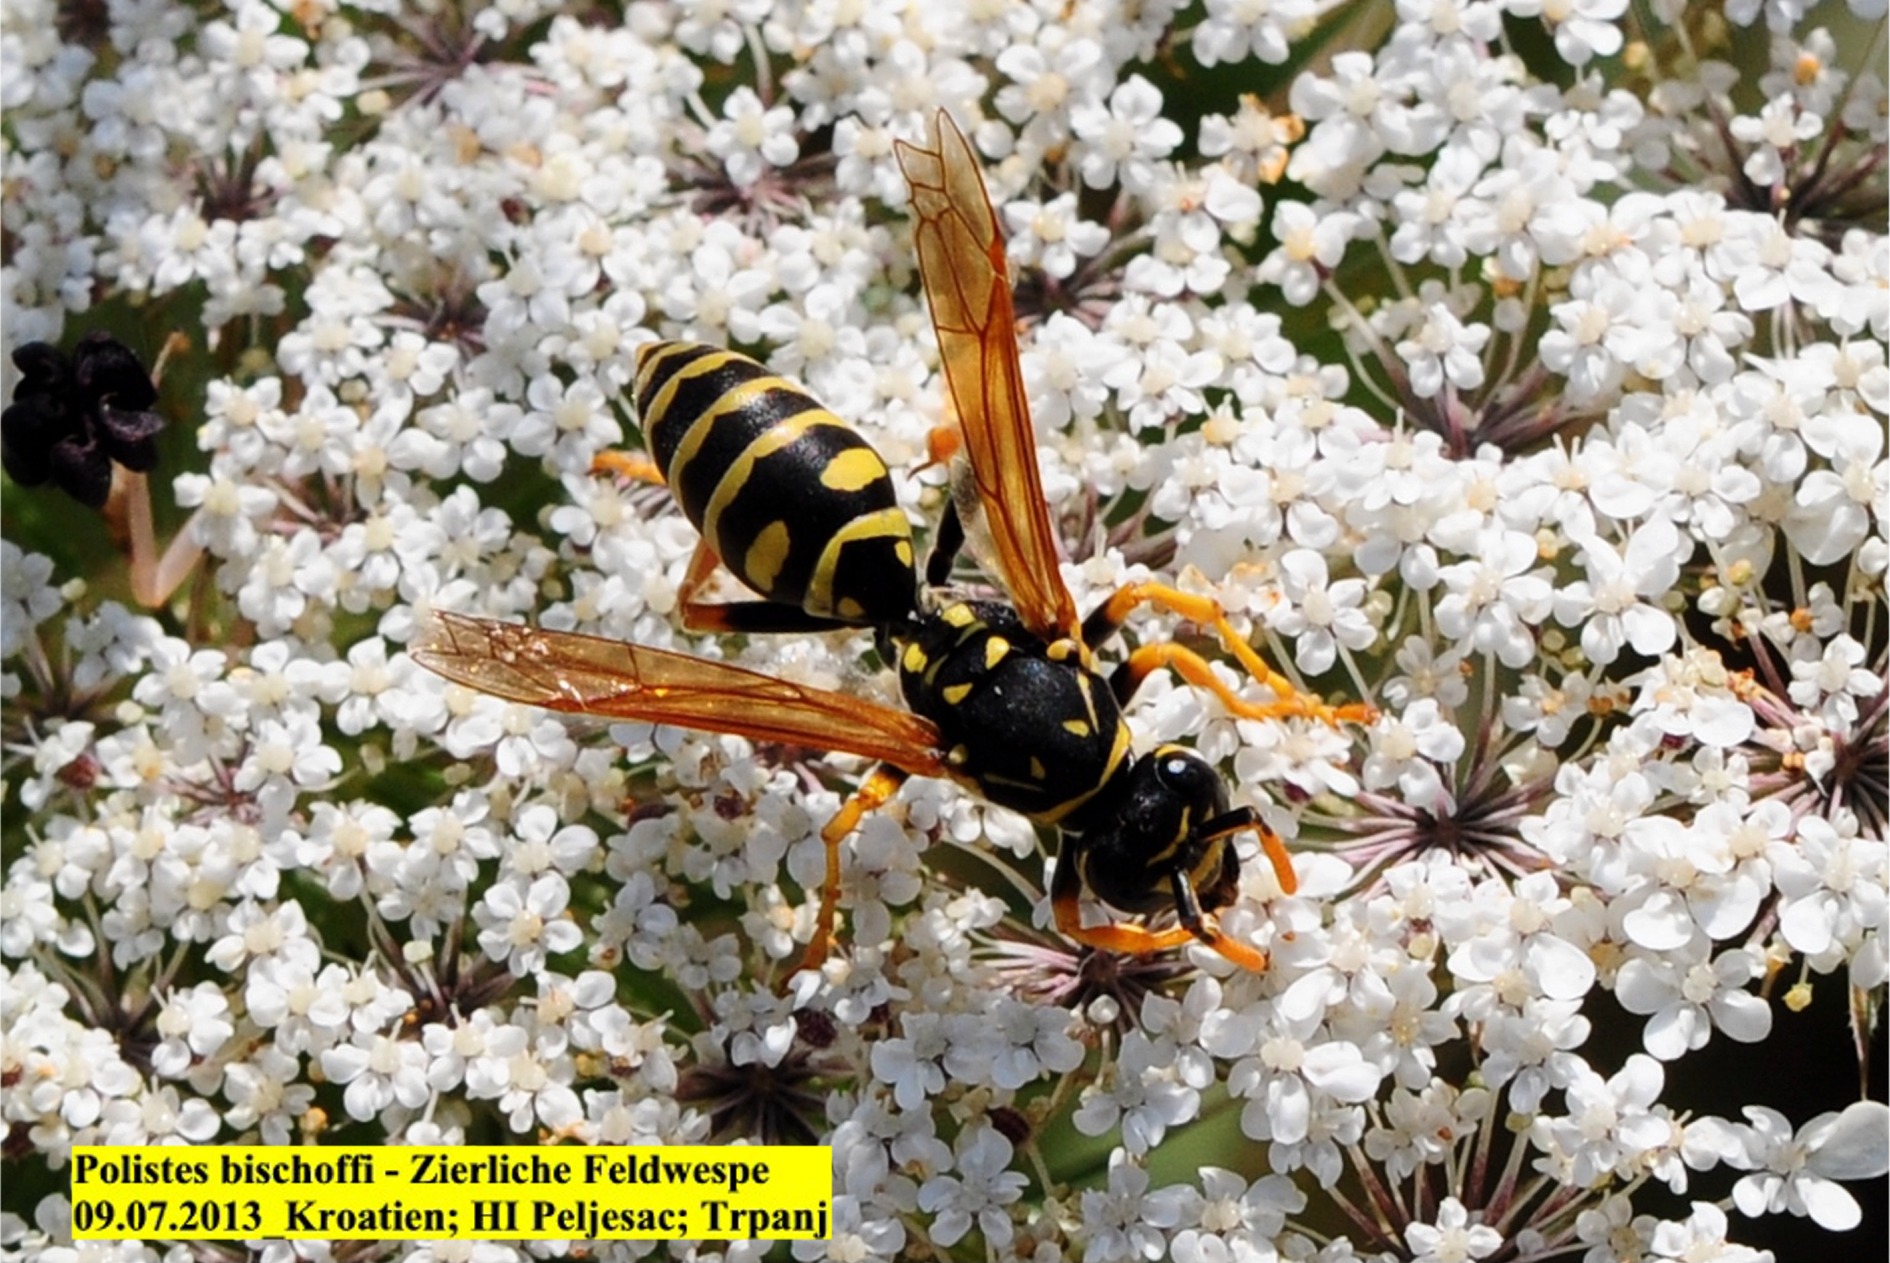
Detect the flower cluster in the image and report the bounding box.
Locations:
[3,1,1886,1262]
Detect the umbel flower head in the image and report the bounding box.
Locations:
[1,1,1887,1262]
[2,332,164,508]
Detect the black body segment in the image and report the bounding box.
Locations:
[633,341,917,624]
[896,600,1131,824]
[1071,746,1240,916]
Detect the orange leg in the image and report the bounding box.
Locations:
[1254,824,1297,897]
[1196,805,1298,896]
[1094,582,1376,726]
[918,422,962,472]
[1181,919,1270,973]
[591,450,666,485]
[796,764,909,973]
[1050,848,1271,973]
[674,538,729,631]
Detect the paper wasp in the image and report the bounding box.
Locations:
[414,112,1367,975]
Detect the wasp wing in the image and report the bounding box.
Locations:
[897,110,1082,644]
[413,610,949,778]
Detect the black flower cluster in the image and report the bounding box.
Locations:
[3,332,164,508]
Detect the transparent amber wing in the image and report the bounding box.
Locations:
[413,611,949,778]
[897,110,1081,643]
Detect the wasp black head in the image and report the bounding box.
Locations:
[1072,745,1243,919]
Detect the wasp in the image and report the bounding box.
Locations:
[415,112,1368,975]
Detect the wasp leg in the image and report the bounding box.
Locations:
[797,764,910,972]
[683,601,879,635]
[591,460,792,630]
[666,526,873,634]
[1089,581,1375,726]
[1049,849,1199,957]
[592,450,666,485]
[925,497,967,588]
[1196,805,1298,896]
[919,422,962,472]
[1169,865,1270,974]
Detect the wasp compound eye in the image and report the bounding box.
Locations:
[1154,748,1216,794]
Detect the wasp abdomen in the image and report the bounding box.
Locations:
[633,341,917,624]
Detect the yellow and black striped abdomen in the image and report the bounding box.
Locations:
[634,342,918,625]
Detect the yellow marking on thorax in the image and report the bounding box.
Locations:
[1138,789,1197,868]
[1030,720,1133,825]
[902,643,929,674]
[984,637,1010,670]
[1143,831,1186,867]
[942,683,973,705]
[1075,673,1102,729]
[1062,718,1091,737]
[1046,636,1097,672]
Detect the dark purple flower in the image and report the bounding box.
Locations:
[3,332,164,508]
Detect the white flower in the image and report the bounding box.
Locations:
[1724,1102,1890,1231]
[1073,1029,1204,1155]
[1265,548,1376,675]
[1646,1202,1770,1263]
[1168,1166,1306,1263]
[916,1125,1027,1250]
[1508,0,1628,65]
[993,33,1107,135]
[1442,870,1598,1004]
[320,1028,432,1123]
[1362,698,1466,803]
[869,1012,949,1111]
[1729,96,1825,187]
[1406,1197,1503,1263]
[1070,75,1182,194]
[150,982,236,1080]
[1001,192,1108,280]
[1396,303,1491,397]
[1259,200,1356,305]
[474,874,585,975]
[1768,815,1888,966]
[1433,528,1555,669]
[1530,1054,1672,1187]
[1615,941,1772,1059]
[1192,0,1308,66]
[1783,433,1882,566]
[1553,516,1687,667]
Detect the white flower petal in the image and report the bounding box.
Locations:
[1798,1175,1863,1231]
[1624,890,1696,951]
[1529,933,1598,999]
[1806,1101,1890,1180]
[1710,990,1773,1044]
[1780,894,1838,955]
